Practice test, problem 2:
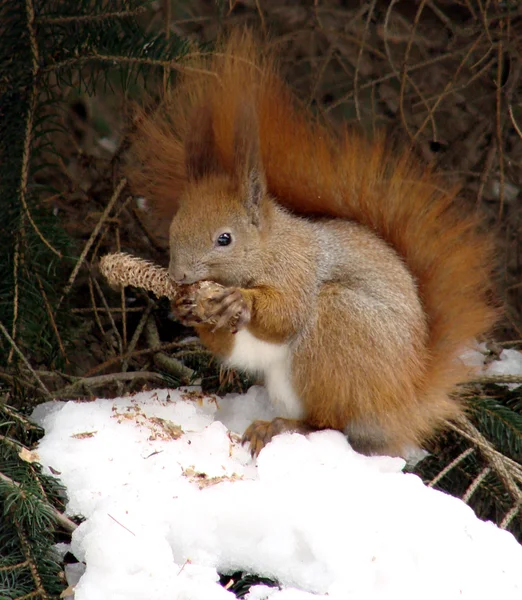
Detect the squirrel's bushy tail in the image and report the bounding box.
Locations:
[129,29,497,427]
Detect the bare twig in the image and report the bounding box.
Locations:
[508,104,522,140]
[36,274,67,361]
[59,177,127,306]
[8,237,21,365]
[495,23,505,218]
[91,275,123,355]
[469,374,522,385]
[88,277,110,351]
[52,371,166,399]
[413,33,486,142]
[43,53,219,79]
[37,6,147,24]
[353,0,377,122]
[84,341,206,377]
[115,227,127,349]
[121,301,154,373]
[144,317,195,384]
[0,321,51,398]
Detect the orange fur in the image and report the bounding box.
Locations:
[126,29,497,454]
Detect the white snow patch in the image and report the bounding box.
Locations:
[462,342,522,389]
[33,384,522,600]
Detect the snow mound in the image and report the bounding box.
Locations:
[33,386,522,600]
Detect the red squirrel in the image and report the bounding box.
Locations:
[126,29,497,457]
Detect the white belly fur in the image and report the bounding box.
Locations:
[226,329,304,419]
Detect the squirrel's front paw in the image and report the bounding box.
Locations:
[171,281,228,327]
[172,285,200,326]
[206,288,251,333]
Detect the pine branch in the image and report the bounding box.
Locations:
[0,471,76,534]
[1,404,68,597]
[468,395,522,459]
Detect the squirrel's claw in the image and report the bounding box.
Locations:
[242,419,274,457]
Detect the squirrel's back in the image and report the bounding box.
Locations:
[128,29,497,439]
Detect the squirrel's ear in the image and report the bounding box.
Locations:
[234,102,266,225]
[185,106,221,181]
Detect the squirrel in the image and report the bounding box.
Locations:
[125,29,497,457]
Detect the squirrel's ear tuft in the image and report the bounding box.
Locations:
[185,105,222,181]
[234,101,266,225]
[245,167,265,226]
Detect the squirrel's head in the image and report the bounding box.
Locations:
[168,104,268,287]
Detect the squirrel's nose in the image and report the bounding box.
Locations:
[169,264,198,284]
[169,265,187,284]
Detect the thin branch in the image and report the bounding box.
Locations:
[327,47,471,112]
[8,236,21,365]
[37,6,147,24]
[121,301,154,372]
[469,374,522,385]
[84,341,206,377]
[428,447,475,487]
[52,371,166,399]
[0,402,41,431]
[88,276,109,350]
[115,227,127,349]
[462,466,491,503]
[71,306,144,314]
[145,317,195,384]
[0,321,51,398]
[413,33,486,142]
[399,0,438,142]
[17,0,63,260]
[59,177,127,306]
[91,195,133,260]
[15,516,50,600]
[383,0,435,142]
[353,0,377,122]
[500,503,521,530]
[36,274,67,361]
[495,21,505,219]
[508,104,522,140]
[91,275,123,355]
[43,53,218,79]
[449,417,522,502]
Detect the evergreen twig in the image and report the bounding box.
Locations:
[0,472,77,534]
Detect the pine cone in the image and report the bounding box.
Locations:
[99,252,238,329]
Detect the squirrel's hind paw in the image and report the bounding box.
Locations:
[242,418,316,457]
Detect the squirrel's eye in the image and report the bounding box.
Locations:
[216,232,232,247]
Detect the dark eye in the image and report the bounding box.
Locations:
[216,232,232,247]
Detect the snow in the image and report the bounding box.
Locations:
[462,343,522,389]
[484,348,522,388]
[32,378,522,600]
